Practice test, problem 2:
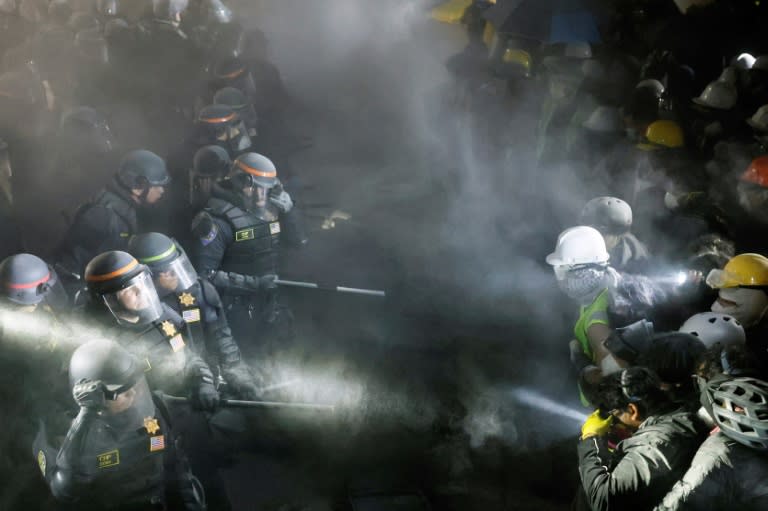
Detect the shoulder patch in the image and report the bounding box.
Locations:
[192,212,219,246]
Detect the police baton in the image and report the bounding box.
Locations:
[275,279,386,298]
[159,393,336,412]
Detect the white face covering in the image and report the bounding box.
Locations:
[711,287,768,328]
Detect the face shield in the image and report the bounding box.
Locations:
[102,271,163,326]
[151,253,198,296]
[206,119,252,155]
[100,376,156,432]
[234,104,258,137]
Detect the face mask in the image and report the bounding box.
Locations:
[711,287,768,328]
[557,266,607,304]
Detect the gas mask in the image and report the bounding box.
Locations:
[711,287,768,328]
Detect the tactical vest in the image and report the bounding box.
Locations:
[207,197,281,276]
[163,282,206,353]
[92,187,139,237]
[113,311,189,396]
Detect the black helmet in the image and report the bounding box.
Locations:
[212,56,257,96]
[708,377,768,450]
[69,338,142,391]
[195,104,252,155]
[639,332,706,385]
[231,152,277,189]
[116,149,170,190]
[85,251,163,325]
[213,86,258,133]
[193,144,230,178]
[59,106,114,153]
[128,233,197,295]
[0,253,55,305]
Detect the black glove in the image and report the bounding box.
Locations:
[221,363,260,400]
[259,274,277,289]
[72,378,106,409]
[191,379,220,412]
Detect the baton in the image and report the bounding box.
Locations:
[160,393,335,412]
[275,279,386,298]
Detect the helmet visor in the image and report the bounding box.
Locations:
[102,271,163,325]
[705,268,765,289]
[101,376,156,432]
[152,253,197,296]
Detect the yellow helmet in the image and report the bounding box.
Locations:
[636,120,685,151]
[706,253,768,289]
[430,0,472,24]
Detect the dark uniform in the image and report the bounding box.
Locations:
[34,339,204,511]
[191,153,306,353]
[128,232,258,398]
[56,150,170,280]
[84,251,219,410]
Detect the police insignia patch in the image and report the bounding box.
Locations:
[37,450,46,476]
[200,223,218,246]
[97,450,120,468]
[150,435,165,452]
[143,417,160,435]
[178,292,196,306]
[235,228,255,241]
[269,222,281,235]
[160,321,177,337]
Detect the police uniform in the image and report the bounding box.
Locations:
[191,180,305,313]
[100,305,212,397]
[57,180,138,277]
[34,392,203,511]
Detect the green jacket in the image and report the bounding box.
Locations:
[578,409,706,511]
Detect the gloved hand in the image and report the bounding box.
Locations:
[259,274,277,290]
[72,378,106,409]
[269,182,294,213]
[221,363,260,400]
[191,380,220,412]
[581,409,613,440]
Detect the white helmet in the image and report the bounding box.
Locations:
[582,106,623,133]
[636,78,665,95]
[693,80,738,111]
[679,312,746,349]
[579,197,632,233]
[748,105,768,132]
[732,53,756,70]
[546,226,609,266]
[717,66,738,86]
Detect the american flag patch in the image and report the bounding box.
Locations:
[168,334,185,352]
[182,308,201,323]
[150,435,165,452]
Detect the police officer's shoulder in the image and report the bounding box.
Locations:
[191,211,220,244]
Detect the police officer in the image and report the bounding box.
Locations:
[56,149,170,282]
[191,152,306,350]
[189,144,230,210]
[128,232,260,399]
[0,253,74,510]
[195,103,252,158]
[34,339,205,511]
[84,250,219,410]
[213,86,257,138]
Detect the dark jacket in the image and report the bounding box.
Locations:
[578,409,706,511]
[56,179,138,276]
[655,431,768,511]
